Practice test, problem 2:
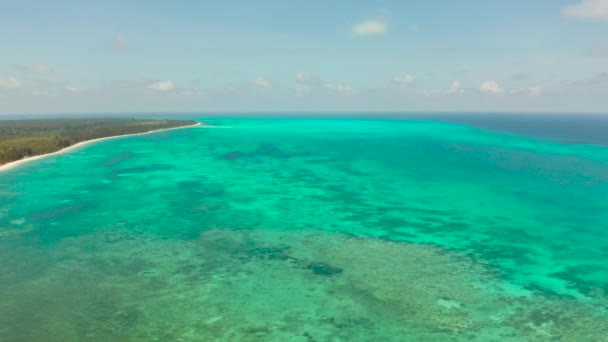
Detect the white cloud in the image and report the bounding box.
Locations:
[393,74,416,86]
[324,84,354,96]
[352,18,388,36]
[65,86,86,93]
[0,76,21,89]
[511,86,543,96]
[251,77,271,88]
[447,81,464,95]
[562,0,608,21]
[148,80,174,92]
[480,81,504,94]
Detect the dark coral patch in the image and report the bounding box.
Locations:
[307,263,343,276]
[246,246,297,262]
[221,152,243,160]
[102,152,133,166]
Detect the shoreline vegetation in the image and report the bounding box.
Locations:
[0,118,200,172]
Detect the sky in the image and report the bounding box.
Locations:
[1,0,607,114]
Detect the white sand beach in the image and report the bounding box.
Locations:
[0,122,202,173]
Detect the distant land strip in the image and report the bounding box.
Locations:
[0,118,199,169]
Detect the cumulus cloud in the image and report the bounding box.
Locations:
[0,76,21,89]
[148,80,174,92]
[447,81,464,95]
[353,18,388,36]
[562,0,608,21]
[480,81,504,94]
[251,77,271,88]
[392,74,416,86]
[352,9,389,37]
[324,84,354,96]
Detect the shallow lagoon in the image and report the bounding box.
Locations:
[1,118,607,341]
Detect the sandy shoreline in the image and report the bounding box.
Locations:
[0,122,202,173]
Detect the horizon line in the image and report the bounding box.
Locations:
[2,110,608,117]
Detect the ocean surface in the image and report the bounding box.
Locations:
[1,116,607,341]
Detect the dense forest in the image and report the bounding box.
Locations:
[0,118,197,165]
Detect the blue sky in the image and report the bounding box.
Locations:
[1,0,607,114]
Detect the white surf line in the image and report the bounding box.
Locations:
[0,122,202,173]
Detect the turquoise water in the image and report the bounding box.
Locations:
[1,118,607,341]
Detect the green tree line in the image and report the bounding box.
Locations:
[0,118,197,165]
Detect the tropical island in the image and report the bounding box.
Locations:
[0,118,198,166]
